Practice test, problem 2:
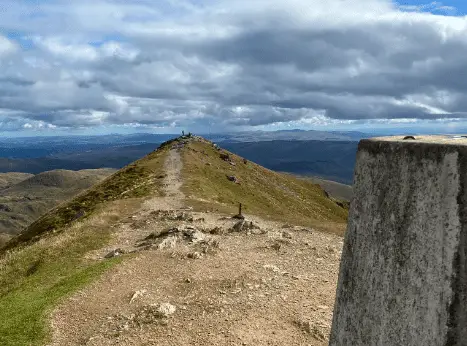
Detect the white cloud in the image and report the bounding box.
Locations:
[0,0,466,131]
[0,35,17,57]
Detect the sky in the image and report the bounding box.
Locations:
[1,0,467,136]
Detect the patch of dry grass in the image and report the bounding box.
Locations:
[0,169,116,236]
[181,140,348,235]
[3,146,170,251]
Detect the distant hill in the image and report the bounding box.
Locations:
[0,141,358,185]
[0,144,160,174]
[207,129,366,142]
[222,140,358,184]
[0,168,115,236]
[0,173,34,190]
[305,177,353,201]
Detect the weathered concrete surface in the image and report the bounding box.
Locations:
[330,136,467,346]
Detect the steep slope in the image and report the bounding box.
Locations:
[0,136,348,346]
[0,169,116,236]
[181,139,348,235]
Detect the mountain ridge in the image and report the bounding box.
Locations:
[0,136,348,346]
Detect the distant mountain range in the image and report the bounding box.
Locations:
[206,129,368,142]
[0,130,363,183]
[223,141,358,184]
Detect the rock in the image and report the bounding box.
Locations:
[0,204,12,212]
[187,252,203,259]
[183,229,206,243]
[282,231,293,239]
[271,242,282,251]
[129,289,147,304]
[227,175,239,183]
[158,303,176,317]
[231,220,260,232]
[158,236,178,249]
[220,153,231,161]
[296,320,326,341]
[72,210,85,221]
[232,220,246,232]
[104,248,125,259]
[263,264,281,273]
[209,226,223,234]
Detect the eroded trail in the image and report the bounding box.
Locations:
[142,147,184,211]
[49,145,343,346]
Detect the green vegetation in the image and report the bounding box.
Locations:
[4,147,169,250]
[0,200,140,346]
[0,136,349,346]
[181,140,348,235]
[0,144,171,345]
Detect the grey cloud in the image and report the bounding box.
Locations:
[0,0,466,130]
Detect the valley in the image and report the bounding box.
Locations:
[0,169,115,236]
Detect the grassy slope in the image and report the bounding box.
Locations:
[0,169,116,236]
[0,144,169,346]
[0,172,34,190]
[0,137,349,345]
[4,146,167,250]
[181,139,348,235]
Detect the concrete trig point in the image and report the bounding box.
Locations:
[330,136,467,346]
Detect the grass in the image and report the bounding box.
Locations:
[0,135,347,346]
[181,139,348,235]
[4,146,169,251]
[0,234,10,249]
[0,172,34,190]
[0,169,115,237]
[0,142,172,346]
[0,200,142,346]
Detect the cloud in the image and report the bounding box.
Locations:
[0,35,18,56]
[0,0,467,131]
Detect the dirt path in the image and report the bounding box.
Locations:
[142,147,184,211]
[49,145,343,346]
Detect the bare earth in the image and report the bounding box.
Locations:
[49,147,343,346]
